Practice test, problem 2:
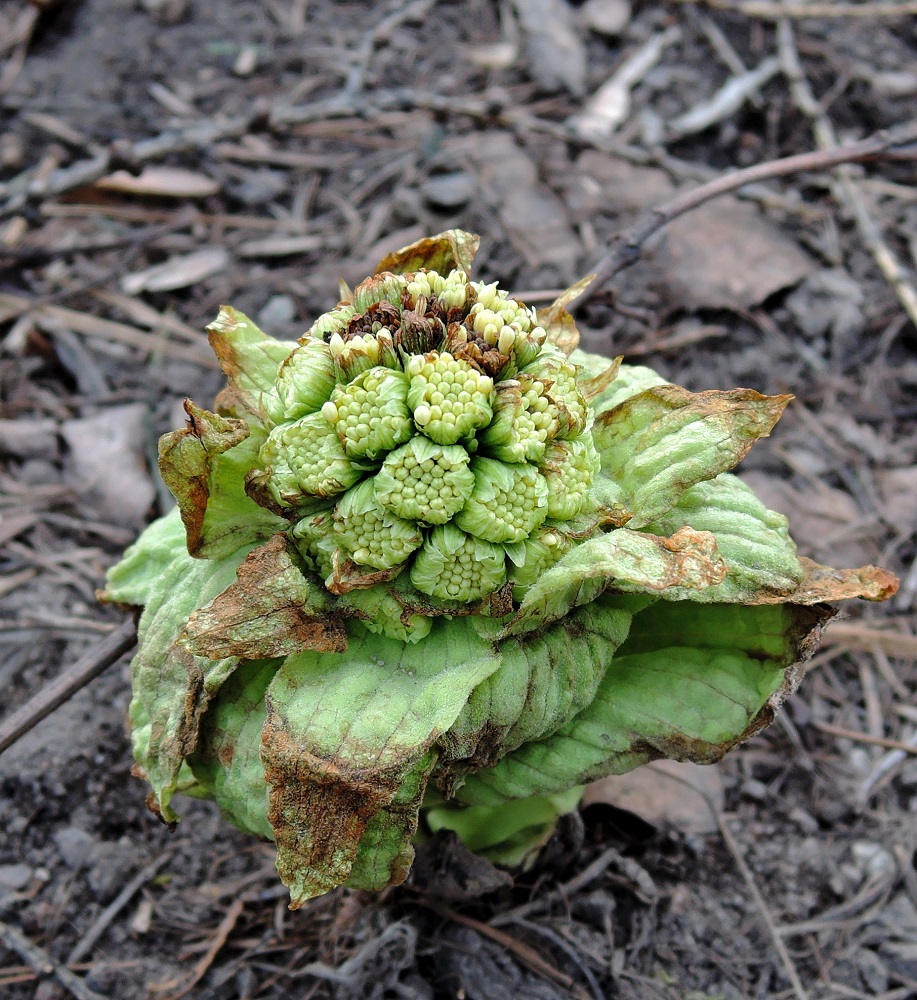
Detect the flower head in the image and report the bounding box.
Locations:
[106,230,898,911]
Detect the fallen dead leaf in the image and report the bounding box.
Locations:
[580,0,631,36]
[574,155,813,308]
[511,0,587,96]
[61,404,155,530]
[455,132,581,277]
[583,760,724,835]
[876,466,917,536]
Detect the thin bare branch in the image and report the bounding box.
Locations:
[0,619,136,757]
[573,119,917,309]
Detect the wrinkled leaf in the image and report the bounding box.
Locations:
[592,385,792,529]
[129,543,252,822]
[457,600,831,806]
[506,526,727,635]
[375,229,480,276]
[346,751,439,891]
[439,601,632,777]
[189,657,278,839]
[100,506,187,606]
[260,619,502,906]
[179,534,347,659]
[646,474,804,602]
[763,557,898,605]
[207,306,297,419]
[159,400,287,559]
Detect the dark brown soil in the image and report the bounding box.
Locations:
[1,1,915,998]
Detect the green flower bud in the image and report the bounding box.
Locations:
[306,305,356,340]
[272,339,337,422]
[338,585,433,643]
[258,412,361,505]
[509,325,546,370]
[290,509,337,578]
[539,434,601,519]
[328,332,393,383]
[521,347,587,439]
[478,374,560,464]
[410,523,507,602]
[506,523,574,592]
[406,272,435,304]
[454,456,548,544]
[321,366,413,460]
[352,272,407,314]
[407,352,494,445]
[433,269,470,311]
[333,479,423,570]
[373,437,475,524]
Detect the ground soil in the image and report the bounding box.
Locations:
[1,1,916,998]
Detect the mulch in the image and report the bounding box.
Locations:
[1,1,915,998]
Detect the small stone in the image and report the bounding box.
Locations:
[581,0,631,36]
[0,863,32,890]
[256,294,297,333]
[87,842,138,902]
[34,983,65,1000]
[741,778,769,802]
[851,841,895,879]
[54,827,96,870]
[897,758,917,789]
[421,172,477,210]
[16,459,61,487]
[788,806,819,835]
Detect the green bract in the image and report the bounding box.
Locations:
[103,230,898,908]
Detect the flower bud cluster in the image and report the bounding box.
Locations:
[248,268,600,605]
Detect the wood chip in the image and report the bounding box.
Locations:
[235,234,324,258]
[93,166,219,198]
[121,246,229,294]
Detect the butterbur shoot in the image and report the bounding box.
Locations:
[102,230,898,908]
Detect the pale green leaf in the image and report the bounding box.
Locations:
[457,601,830,806]
[207,306,297,420]
[188,657,279,840]
[591,385,791,529]
[569,350,668,417]
[129,543,253,822]
[439,601,632,777]
[260,619,502,906]
[158,401,288,560]
[645,473,805,602]
[100,506,186,607]
[346,751,439,891]
[506,525,727,635]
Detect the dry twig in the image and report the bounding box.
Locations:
[777,17,917,330]
[421,900,591,1000]
[67,851,174,965]
[674,0,917,17]
[158,898,245,1000]
[0,618,136,756]
[573,118,917,308]
[813,720,917,756]
[0,919,105,1000]
[718,814,811,1000]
